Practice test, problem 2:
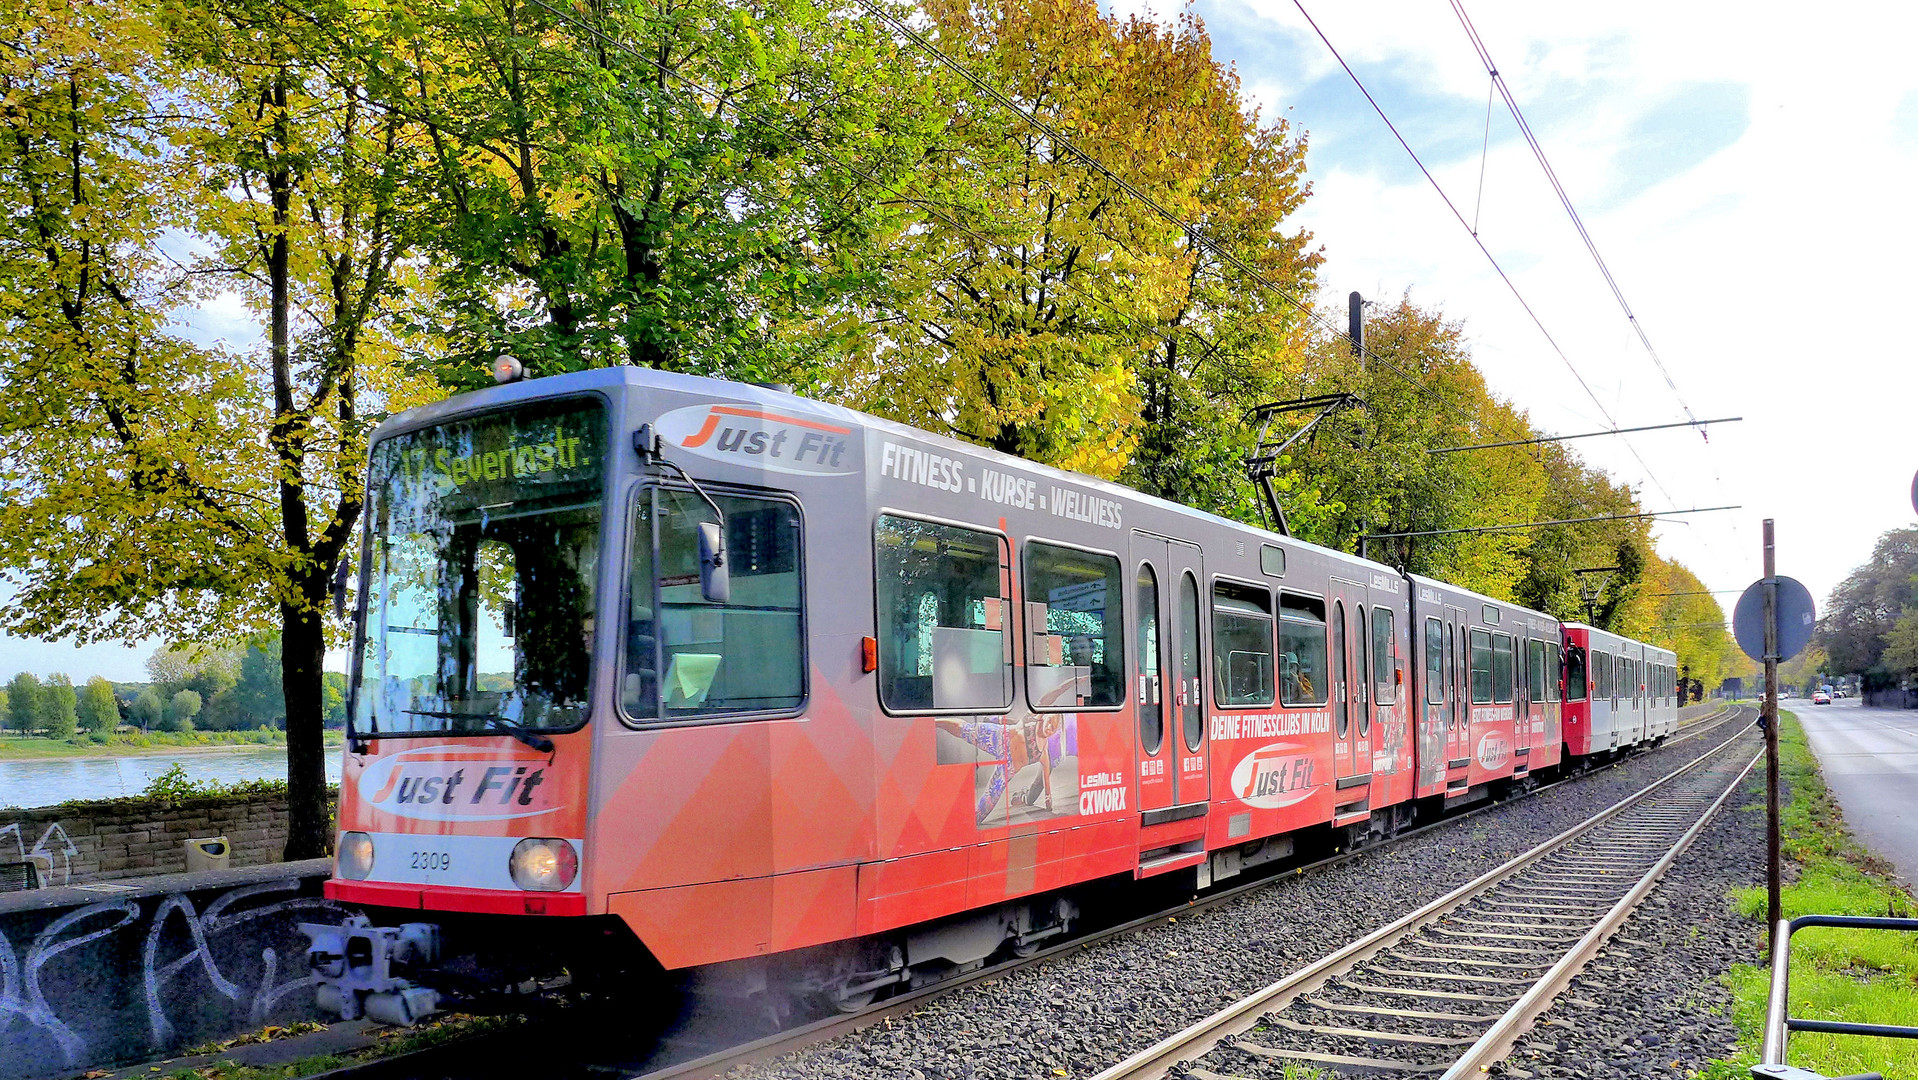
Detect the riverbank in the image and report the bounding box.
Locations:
[0,729,345,760]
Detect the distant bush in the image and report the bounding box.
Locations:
[138,762,296,802]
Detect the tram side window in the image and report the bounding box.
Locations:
[1371,607,1396,704]
[1278,593,1330,706]
[1527,640,1547,707]
[1546,643,1562,702]
[1564,644,1587,702]
[1212,582,1275,707]
[1596,652,1613,701]
[870,515,1011,712]
[1025,542,1124,710]
[1469,629,1494,704]
[1425,618,1444,705]
[626,488,804,720]
[1492,633,1516,704]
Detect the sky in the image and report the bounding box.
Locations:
[4,0,1917,681]
[1143,0,1918,614]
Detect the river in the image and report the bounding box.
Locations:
[0,747,345,810]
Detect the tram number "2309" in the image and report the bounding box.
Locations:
[410,851,452,871]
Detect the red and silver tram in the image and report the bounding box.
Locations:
[308,367,1683,1022]
[1560,624,1678,759]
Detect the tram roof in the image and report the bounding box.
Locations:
[374,366,1394,578]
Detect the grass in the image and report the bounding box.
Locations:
[0,728,345,759]
[1710,709,1918,1078]
[157,1015,521,1080]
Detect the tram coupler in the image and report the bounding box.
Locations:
[302,915,444,1026]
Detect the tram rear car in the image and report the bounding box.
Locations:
[1560,624,1679,760]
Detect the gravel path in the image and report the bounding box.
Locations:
[727,714,1758,1080]
[1490,744,1769,1079]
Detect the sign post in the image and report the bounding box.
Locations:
[1734,530,1815,948]
[1762,522,1781,940]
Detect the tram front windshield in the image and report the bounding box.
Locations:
[354,397,606,736]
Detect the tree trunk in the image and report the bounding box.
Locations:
[281,595,333,860]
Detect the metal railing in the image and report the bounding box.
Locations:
[1758,913,1918,1080]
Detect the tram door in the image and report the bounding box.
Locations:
[1330,578,1367,785]
[1131,534,1209,809]
[1446,605,1471,767]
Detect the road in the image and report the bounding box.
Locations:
[1791,696,1918,887]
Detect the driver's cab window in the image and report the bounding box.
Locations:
[625,487,805,720]
[472,539,518,693]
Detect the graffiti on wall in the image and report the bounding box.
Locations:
[0,823,77,887]
[0,877,343,1075]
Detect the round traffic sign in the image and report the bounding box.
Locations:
[1911,469,1917,516]
[1733,576,1816,663]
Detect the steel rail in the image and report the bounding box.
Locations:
[1436,746,1760,1077]
[311,706,1743,1080]
[1086,713,1757,1080]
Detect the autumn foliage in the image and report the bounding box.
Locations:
[0,0,1736,853]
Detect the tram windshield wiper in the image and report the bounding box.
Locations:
[401,710,556,753]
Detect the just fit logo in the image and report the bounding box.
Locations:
[359,746,564,822]
[654,403,858,477]
[1228,743,1320,810]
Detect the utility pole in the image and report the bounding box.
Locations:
[1762,519,1782,942]
[1348,292,1365,370]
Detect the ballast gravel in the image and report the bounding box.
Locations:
[724,713,1763,1080]
[1488,751,1771,1080]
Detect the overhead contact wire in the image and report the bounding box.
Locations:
[1286,0,1737,581]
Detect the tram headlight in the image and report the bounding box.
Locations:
[509,837,578,892]
[338,832,375,881]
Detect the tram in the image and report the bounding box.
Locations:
[307,366,1679,1023]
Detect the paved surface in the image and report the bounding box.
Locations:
[1792,696,1918,887]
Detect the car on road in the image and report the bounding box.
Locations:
[1812,689,1831,705]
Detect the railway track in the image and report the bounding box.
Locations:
[314,705,1749,1080]
[1088,716,1759,1080]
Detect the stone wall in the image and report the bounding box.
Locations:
[0,859,337,1080]
[1,792,334,888]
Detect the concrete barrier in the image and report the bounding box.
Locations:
[0,858,338,1080]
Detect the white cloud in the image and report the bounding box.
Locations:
[1190,0,1918,610]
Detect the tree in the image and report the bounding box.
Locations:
[7,673,43,735]
[1818,528,1918,677]
[145,645,204,691]
[322,671,347,726]
[42,673,79,738]
[79,675,119,733]
[232,636,285,728]
[381,0,927,384]
[164,688,202,731]
[835,0,1318,486]
[1883,608,1918,684]
[130,686,165,730]
[1,0,439,858]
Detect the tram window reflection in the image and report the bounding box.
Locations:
[1469,629,1494,705]
[1277,593,1329,707]
[1371,608,1396,705]
[873,515,1011,713]
[1492,633,1515,704]
[1025,543,1124,710]
[1425,618,1444,706]
[625,488,804,720]
[1212,581,1275,708]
